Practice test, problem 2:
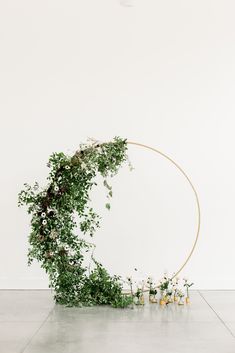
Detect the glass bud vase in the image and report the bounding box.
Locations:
[178,296,184,305]
[167,292,173,303]
[134,293,144,305]
[149,293,158,303]
[139,293,145,305]
[159,290,166,305]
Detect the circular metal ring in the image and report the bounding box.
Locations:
[127,141,201,279]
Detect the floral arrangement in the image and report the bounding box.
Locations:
[183,278,194,303]
[18,137,133,308]
[125,272,193,306]
[18,136,194,309]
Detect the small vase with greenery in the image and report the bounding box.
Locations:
[177,289,185,305]
[183,278,194,304]
[147,277,158,303]
[159,276,169,305]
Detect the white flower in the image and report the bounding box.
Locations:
[42,191,47,197]
[65,165,70,170]
[42,219,47,226]
[41,212,46,218]
[50,230,58,239]
[54,185,59,192]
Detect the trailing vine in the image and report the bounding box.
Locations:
[18,137,133,307]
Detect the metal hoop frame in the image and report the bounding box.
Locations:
[127,141,201,279]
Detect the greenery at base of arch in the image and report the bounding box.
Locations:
[18,137,133,308]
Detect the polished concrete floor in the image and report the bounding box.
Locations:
[0,290,235,353]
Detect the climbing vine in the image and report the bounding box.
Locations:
[18,137,133,307]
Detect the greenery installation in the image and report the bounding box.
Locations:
[18,137,133,308]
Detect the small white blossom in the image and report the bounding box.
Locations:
[65,165,70,170]
[54,185,59,192]
[42,219,47,226]
[50,230,58,239]
[41,212,46,218]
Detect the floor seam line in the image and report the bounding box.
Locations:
[198,290,235,339]
[20,305,55,353]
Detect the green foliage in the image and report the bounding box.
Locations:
[147,277,157,295]
[159,277,170,291]
[135,288,143,299]
[81,262,133,308]
[149,288,157,295]
[18,137,132,308]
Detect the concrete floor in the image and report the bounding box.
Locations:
[0,291,235,353]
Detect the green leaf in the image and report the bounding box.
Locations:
[105,203,111,210]
[18,137,129,308]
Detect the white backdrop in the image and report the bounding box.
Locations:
[0,0,235,289]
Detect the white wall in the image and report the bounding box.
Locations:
[1,0,235,289]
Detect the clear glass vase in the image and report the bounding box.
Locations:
[160,290,166,305]
[135,294,145,305]
[149,293,158,303]
[178,296,184,305]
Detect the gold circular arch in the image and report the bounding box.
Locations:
[127,141,201,279]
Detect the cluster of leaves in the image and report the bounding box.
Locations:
[159,278,170,292]
[147,278,158,296]
[18,137,133,308]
